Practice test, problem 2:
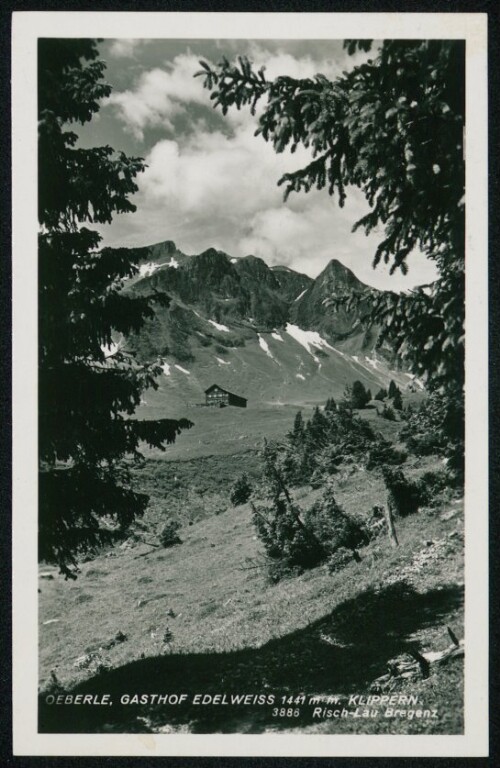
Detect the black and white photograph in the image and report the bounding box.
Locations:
[11,11,488,758]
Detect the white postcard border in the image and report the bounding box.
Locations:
[12,10,489,757]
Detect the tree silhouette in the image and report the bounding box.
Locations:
[196,40,465,456]
[351,380,371,409]
[38,39,191,577]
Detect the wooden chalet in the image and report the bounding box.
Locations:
[205,384,247,408]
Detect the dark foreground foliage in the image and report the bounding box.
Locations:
[382,466,424,518]
[38,40,191,577]
[401,392,464,480]
[230,473,253,506]
[197,39,465,479]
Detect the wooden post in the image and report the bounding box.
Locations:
[383,503,399,547]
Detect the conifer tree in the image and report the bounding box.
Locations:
[196,41,465,458]
[324,397,337,412]
[288,410,306,445]
[252,441,325,576]
[306,406,329,446]
[351,380,371,409]
[38,39,191,577]
[392,388,403,411]
[388,380,399,399]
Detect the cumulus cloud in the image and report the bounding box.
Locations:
[240,42,350,82]
[104,54,209,139]
[237,197,438,290]
[109,39,149,59]
[139,121,307,215]
[97,42,438,291]
[103,46,356,139]
[129,120,437,290]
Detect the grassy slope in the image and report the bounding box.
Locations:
[138,398,415,463]
[139,403,302,461]
[133,327,415,421]
[39,441,464,735]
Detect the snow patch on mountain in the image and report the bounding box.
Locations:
[208,319,230,332]
[285,323,334,363]
[294,289,307,302]
[271,331,284,342]
[161,362,171,376]
[174,364,190,375]
[365,356,379,369]
[216,357,231,365]
[138,262,161,278]
[258,334,274,359]
[167,256,179,268]
[296,373,306,380]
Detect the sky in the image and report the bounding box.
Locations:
[78,38,439,291]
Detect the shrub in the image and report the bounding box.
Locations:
[417,470,452,507]
[382,466,422,517]
[327,546,358,573]
[230,473,252,506]
[252,499,325,572]
[365,504,387,538]
[162,627,173,644]
[337,396,353,417]
[366,438,407,470]
[253,447,374,580]
[304,483,370,555]
[273,400,378,489]
[381,404,397,421]
[266,559,303,584]
[158,520,182,548]
[400,392,464,482]
[251,443,326,576]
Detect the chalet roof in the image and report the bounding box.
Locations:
[204,383,247,400]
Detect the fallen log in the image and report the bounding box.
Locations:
[370,626,464,691]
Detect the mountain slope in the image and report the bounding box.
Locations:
[135,327,411,414]
[293,258,375,343]
[105,240,418,413]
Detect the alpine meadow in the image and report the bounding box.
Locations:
[37,35,468,736]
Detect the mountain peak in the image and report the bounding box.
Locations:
[141,239,179,257]
[235,254,272,275]
[145,238,177,250]
[317,258,369,292]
